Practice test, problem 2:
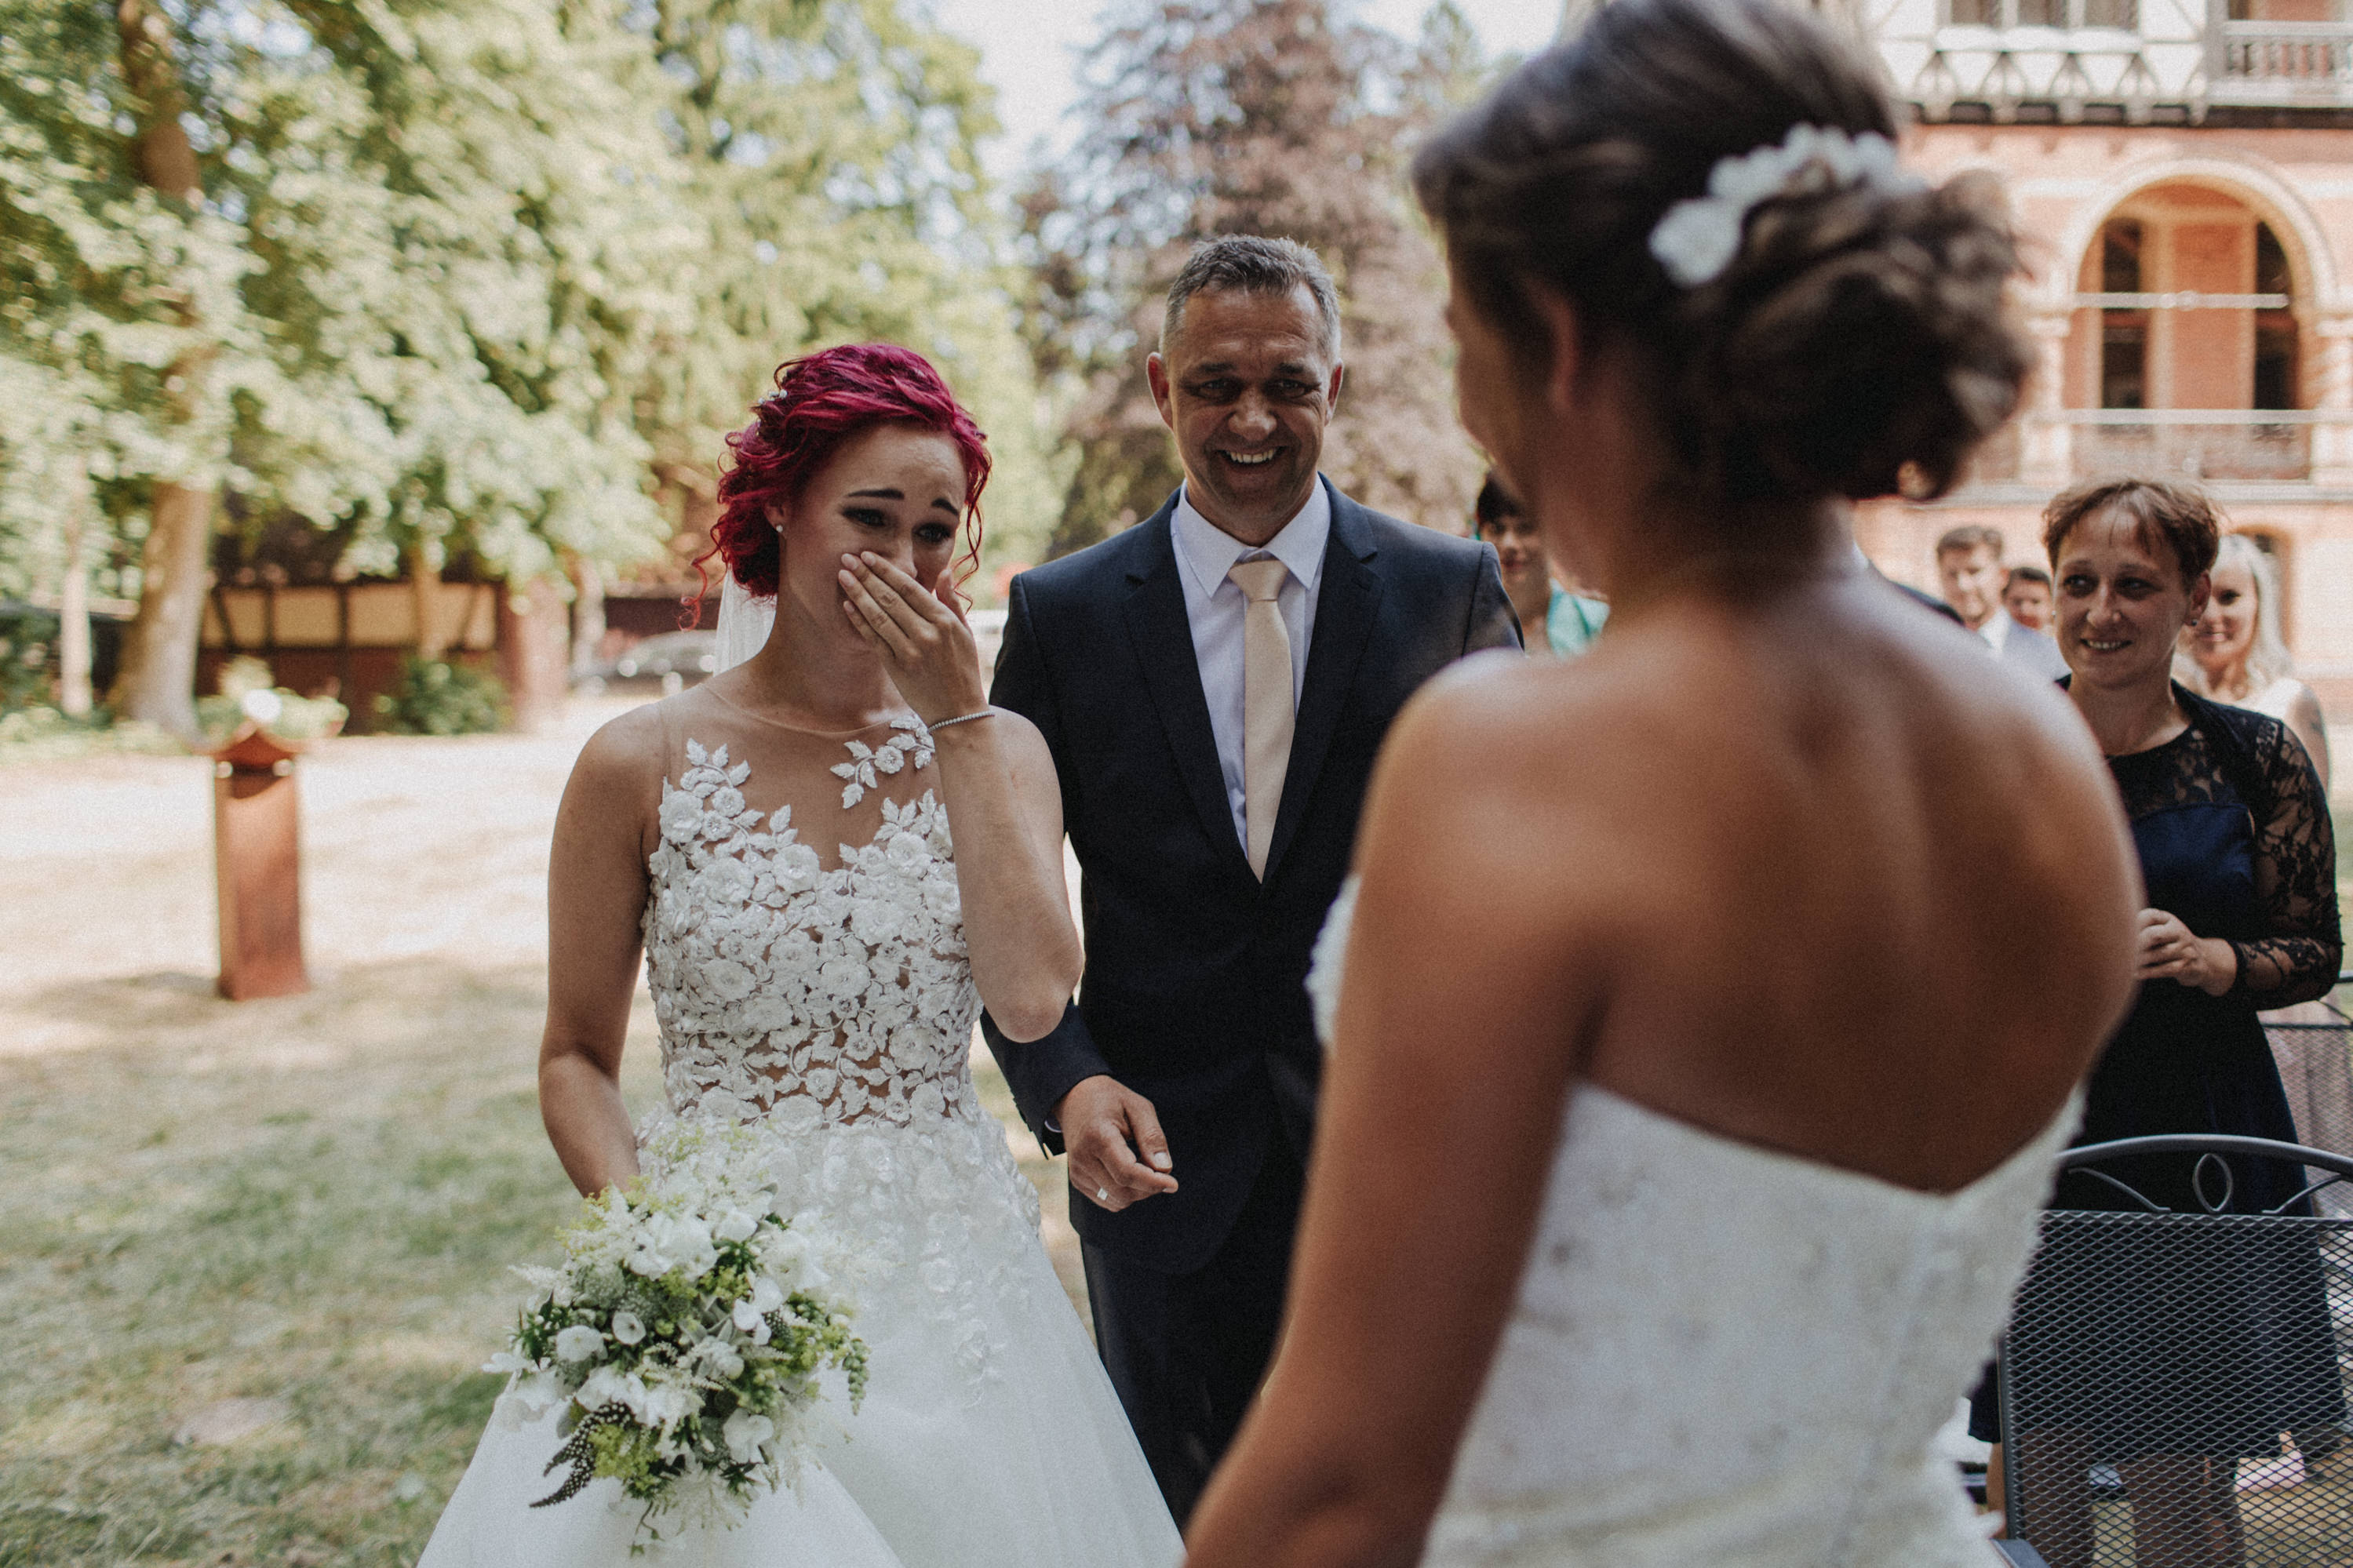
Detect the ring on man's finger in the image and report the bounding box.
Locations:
[1096,1187,1109,1202]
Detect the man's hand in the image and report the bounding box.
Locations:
[1055,1075,1178,1212]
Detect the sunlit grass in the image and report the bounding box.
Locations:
[0,962,599,1566]
[0,955,1080,1567]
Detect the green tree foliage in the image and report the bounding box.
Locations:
[1018,0,1492,558]
[629,0,1065,576]
[0,0,1054,733]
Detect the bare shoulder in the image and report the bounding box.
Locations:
[1360,650,1657,937]
[560,701,674,839]
[574,701,668,786]
[2287,682,2331,748]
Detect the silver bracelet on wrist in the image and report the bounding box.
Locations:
[927,707,996,733]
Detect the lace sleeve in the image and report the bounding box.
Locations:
[2233,719,2344,1007]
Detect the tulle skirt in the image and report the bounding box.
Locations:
[417,1111,1181,1567]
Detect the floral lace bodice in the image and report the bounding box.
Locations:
[642,726,985,1133]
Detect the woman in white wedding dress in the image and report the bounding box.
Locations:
[1184,2,2144,1566]
[419,344,1179,1566]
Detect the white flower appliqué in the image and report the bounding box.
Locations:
[829,717,934,808]
[1647,123,1918,289]
[636,730,1055,1397]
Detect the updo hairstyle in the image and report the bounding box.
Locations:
[699,343,991,606]
[1411,0,2031,511]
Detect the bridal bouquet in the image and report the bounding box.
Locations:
[486,1119,869,1544]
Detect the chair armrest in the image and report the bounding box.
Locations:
[1992,1540,2052,1568]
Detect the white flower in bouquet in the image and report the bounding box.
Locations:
[486,1119,868,1545]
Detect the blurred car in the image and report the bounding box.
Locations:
[584,629,719,693]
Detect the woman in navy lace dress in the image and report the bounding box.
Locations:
[1976,478,2343,1567]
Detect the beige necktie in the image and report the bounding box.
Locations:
[1227,556,1294,880]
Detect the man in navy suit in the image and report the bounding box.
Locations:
[982,236,1519,1523]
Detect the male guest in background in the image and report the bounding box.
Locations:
[1936,523,2069,681]
[982,235,1519,1523]
[1472,473,1607,657]
[2003,563,2054,634]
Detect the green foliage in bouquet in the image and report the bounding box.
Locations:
[488,1121,867,1544]
[374,657,509,737]
[515,1227,866,1514]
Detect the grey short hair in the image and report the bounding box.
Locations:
[1161,236,1342,360]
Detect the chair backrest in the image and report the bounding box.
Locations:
[1998,1135,2353,1567]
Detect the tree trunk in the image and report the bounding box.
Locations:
[57,500,93,719]
[567,554,606,678]
[115,481,213,734]
[109,0,213,740]
[410,544,446,660]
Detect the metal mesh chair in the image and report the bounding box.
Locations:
[1998,1135,2353,1568]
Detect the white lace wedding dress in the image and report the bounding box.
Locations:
[420,697,1179,1566]
[1307,881,2070,1567]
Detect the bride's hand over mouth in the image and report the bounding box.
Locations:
[838,551,987,724]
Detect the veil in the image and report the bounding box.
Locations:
[712,573,776,675]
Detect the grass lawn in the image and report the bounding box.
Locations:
[0,958,1074,1568]
[0,715,1080,1567]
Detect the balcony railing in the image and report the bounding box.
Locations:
[2069,412,2315,481]
[1888,0,2353,115]
[2215,19,2353,101]
[1967,409,2334,485]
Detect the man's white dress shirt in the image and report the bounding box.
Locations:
[1978,606,2020,655]
[1170,480,1331,853]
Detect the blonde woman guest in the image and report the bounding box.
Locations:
[2181,533,2345,1160]
[2180,533,2330,791]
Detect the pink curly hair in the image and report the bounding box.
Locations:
[690,344,991,618]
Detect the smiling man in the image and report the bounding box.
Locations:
[979,235,1518,1522]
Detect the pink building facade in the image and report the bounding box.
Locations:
[1853,0,2353,701]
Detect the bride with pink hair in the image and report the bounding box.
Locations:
[420,344,1178,1566]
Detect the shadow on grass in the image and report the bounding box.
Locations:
[0,955,660,1566]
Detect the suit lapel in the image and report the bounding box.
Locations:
[1121,503,1255,880]
[1265,485,1381,882]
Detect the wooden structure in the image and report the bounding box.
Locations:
[197,575,570,731]
[211,722,310,1001]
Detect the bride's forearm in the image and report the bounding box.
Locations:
[930,718,1081,1041]
[540,1048,640,1197]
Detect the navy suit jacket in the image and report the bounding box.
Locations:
[981,480,1520,1273]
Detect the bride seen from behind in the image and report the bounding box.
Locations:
[420,344,1178,1566]
[1183,2,2143,1565]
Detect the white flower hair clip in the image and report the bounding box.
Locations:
[1647,124,1919,289]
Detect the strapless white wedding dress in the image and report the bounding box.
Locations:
[1308,882,2070,1567]
[420,719,1178,1566]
